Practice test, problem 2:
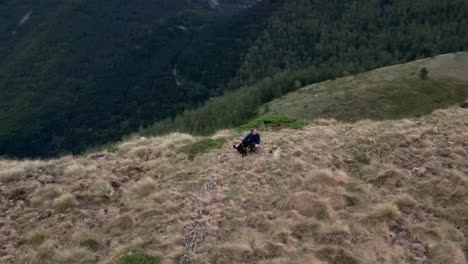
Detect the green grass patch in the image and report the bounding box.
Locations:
[352,149,370,164]
[265,54,468,123]
[236,115,309,132]
[188,138,225,160]
[119,253,160,264]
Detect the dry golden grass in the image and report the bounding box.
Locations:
[52,193,75,213]
[1,107,468,264]
[131,177,157,198]
[54,247,94,264]
[366,203,402,224]
[429,242,467,264]
[63,161,87,178]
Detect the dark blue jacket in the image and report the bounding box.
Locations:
[243,133,261,145]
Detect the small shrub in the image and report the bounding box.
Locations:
[419,67,429,80]
[236,115,309,132]
[352,149,370,164]
[188,138,225,160]
[52,194,75,213]
[119,253,160,264]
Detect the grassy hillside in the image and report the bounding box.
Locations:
[1,107,468,263]
[263,52,468,122]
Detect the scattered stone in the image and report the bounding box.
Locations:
[217,154,229,164]
[201,180,217,192]
[184,230,204,251]
[179,254,190,264]
[411,167,426,177]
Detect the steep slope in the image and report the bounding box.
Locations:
[1,107,468,264]
[263,52,468,122]
[140,52,468,138]
[2,0,468,158]
[0,0,273,158]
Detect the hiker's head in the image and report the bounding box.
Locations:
[251,128,258,135]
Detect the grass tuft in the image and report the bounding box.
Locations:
[132,177,157,198]
[352,149,370,164]
[429,241,466,264]
[31,185,63,207]
[367,203,401,223]
[287,192,335,220]
[28,243,56,264]
[52,194,75,213]
[72,229,103,252]
[18,231,48,247]
[90,182,112,201]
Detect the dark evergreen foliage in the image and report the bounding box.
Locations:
[0,0,273,157]
[141,0,468,138]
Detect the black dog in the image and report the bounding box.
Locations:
[233,142,248,157]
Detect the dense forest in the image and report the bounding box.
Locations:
[0,0,276,157]
[142,0,468,137]
[1,0,468,157]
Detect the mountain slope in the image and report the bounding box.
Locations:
[140,52,468,139]
[2,0,468,158]
[0,0,273,158]
[1,107,468,263]
[263,52,468,122]
[233,0,468,87]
